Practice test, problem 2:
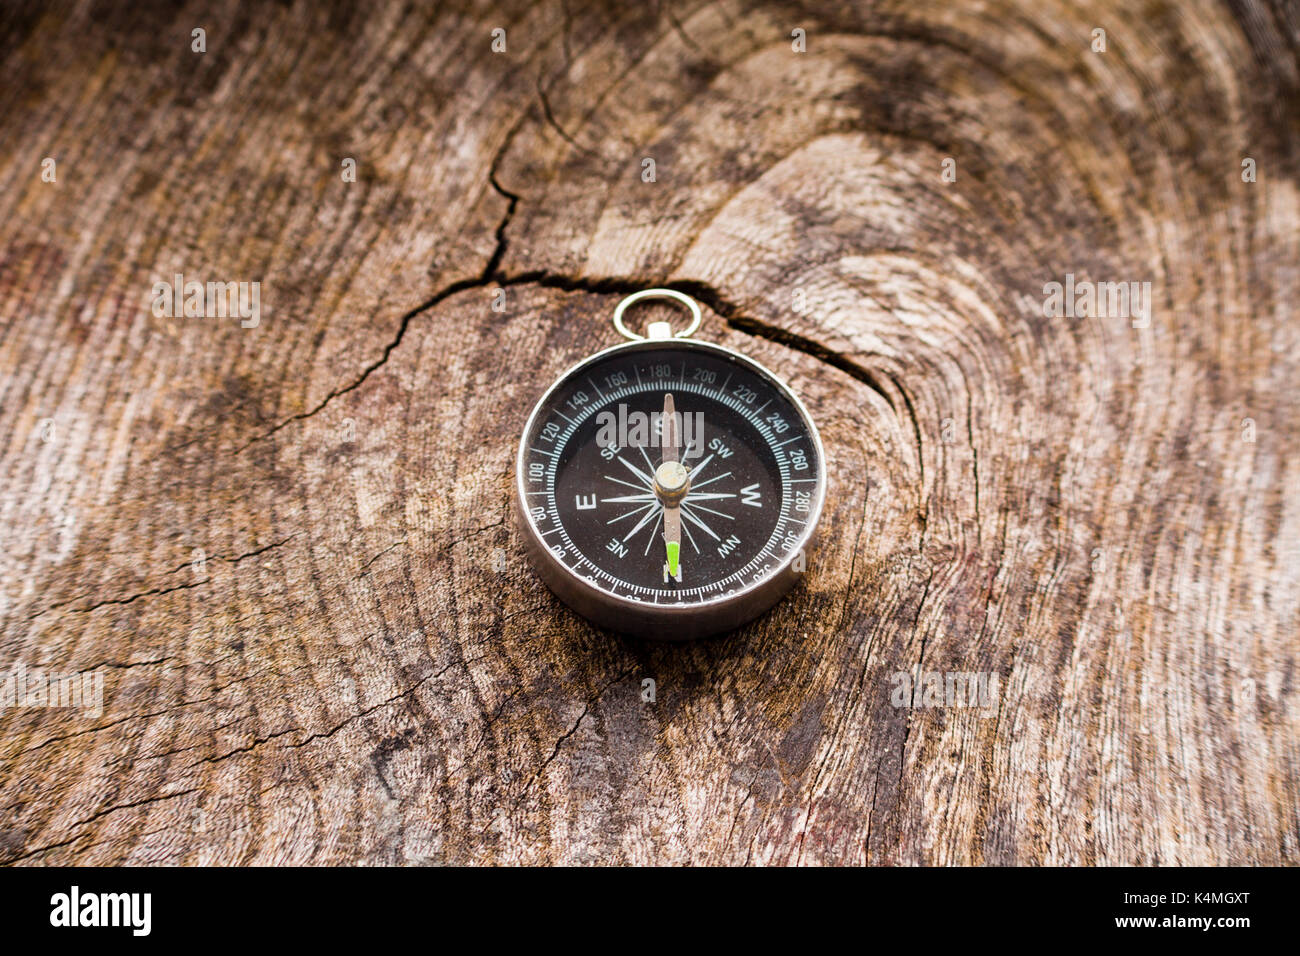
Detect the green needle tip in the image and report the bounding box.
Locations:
[666,541,680,577]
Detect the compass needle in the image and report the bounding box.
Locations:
[656,392,685,582]
[662,505,682,582]
[516,289,825,639]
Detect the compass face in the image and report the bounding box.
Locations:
[516,338,825,638]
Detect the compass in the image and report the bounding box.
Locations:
[514,290,827,639]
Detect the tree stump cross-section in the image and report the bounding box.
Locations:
[0,0,1296,865]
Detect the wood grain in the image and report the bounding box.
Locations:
[0,0,1296,864]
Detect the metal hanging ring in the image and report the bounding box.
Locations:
[612,289,703,341]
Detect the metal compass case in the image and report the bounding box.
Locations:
[514,290,827,640]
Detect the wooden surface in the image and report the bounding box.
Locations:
[1,0,1297,865]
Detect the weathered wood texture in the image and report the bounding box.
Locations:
[1,0,1297,865]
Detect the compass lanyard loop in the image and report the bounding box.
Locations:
[611,289,703,341]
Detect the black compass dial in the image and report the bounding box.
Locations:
[519,341,823,609]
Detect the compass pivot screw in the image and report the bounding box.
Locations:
[654,461,690,504]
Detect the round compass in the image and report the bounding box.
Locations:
[515,290,827,639]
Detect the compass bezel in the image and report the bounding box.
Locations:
[514,337,827,640]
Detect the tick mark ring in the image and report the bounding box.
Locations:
[612,289,703,341]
